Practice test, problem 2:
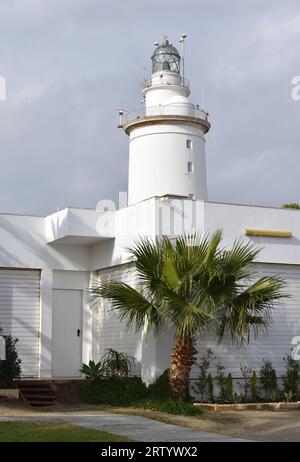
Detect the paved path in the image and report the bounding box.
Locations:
[0,413,252,442]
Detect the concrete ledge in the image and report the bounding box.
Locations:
[123,115,211,135]
[0,389,19,399]
[194,402,300,412]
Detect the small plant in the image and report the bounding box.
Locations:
[251,371,257,402]
[259,359,278,401]
[233,393,242,404]
[238,366,252,402]
[282,354,300,400]
[282,203,300,210]
[270,388,278,402]
[101,348,137,378]
[192,349,215,402]
[215,361,227,402]
[80,360,103,383]
[226,373,234,403]
[207,373,214,403]
[284,390,293,402]
[0,328,22,388]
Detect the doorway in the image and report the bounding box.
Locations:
[52,289,82,378]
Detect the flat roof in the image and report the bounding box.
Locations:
[0,199,299,219]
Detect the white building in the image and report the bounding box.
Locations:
[1,38,300,384]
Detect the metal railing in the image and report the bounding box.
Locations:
[142,76,190,89]
[122,103,209,125]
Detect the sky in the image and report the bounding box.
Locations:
[0,0,299,215]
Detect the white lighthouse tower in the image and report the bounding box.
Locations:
[122,37,210,206]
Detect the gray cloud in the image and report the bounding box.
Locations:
[0,0,299,214]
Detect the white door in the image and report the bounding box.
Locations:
[0,269,40,377]
[52,289,82,378]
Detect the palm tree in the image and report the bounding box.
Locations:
[90,231,287,400]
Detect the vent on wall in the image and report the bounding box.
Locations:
[244,229,292,238]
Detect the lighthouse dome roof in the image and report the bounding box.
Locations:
[151,39,181,75]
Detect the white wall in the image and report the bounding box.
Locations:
[94,265,142,374]
[2,199,300,381]
[190,263,300,379]
[46,207,115,243]
[128,124,207,204]
[204,201,300,264]
[144,76,190,107]
[90,198,157,270]
[0,213,91,377]
[139,200,300,383]
[93,264,173,383]
[152,262,300,390]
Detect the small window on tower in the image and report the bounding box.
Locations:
[186,139,193,149]
[187,161,194,173]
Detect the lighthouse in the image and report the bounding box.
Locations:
[122,37,211,206]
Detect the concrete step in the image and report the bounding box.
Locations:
[19,381,57,408]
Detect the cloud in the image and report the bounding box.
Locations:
[213,9,300,85]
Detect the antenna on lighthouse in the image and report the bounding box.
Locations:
[179,33,187,83]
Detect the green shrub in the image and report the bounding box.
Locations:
[207,373,214,403]
[80,349,138,382]
[80,370,172,407]
[282,203,300,210]
[80,376,147,406]
[216,361,227,403]
[270,388,278,402]
[133,398,203,416]
[238,366,252,402]
[0,329,21,388]
[80,371,203,417]
[226,373,233,403]
[233,393,242,404]
[251,371,257,402]
[259,359,278,401]
[284,390,293,402]
[80,360,103,383]
[101,349,137,378]
[192,349,215,402]
[282,354,300,400]
[147,369,170,399]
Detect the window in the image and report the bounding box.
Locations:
[187,161,194,173]
[186,139,192,149]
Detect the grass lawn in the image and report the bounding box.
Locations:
[0,421,131,442]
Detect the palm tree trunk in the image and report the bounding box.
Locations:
[168,336,197,400]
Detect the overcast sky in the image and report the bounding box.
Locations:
[0,0,299,215]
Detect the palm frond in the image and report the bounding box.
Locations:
[90,279,163,335]
[215,275,288,344]
[203,229,223,266]
[126,237,165,291]
[220,238,261,280]
[89,231,289,348]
